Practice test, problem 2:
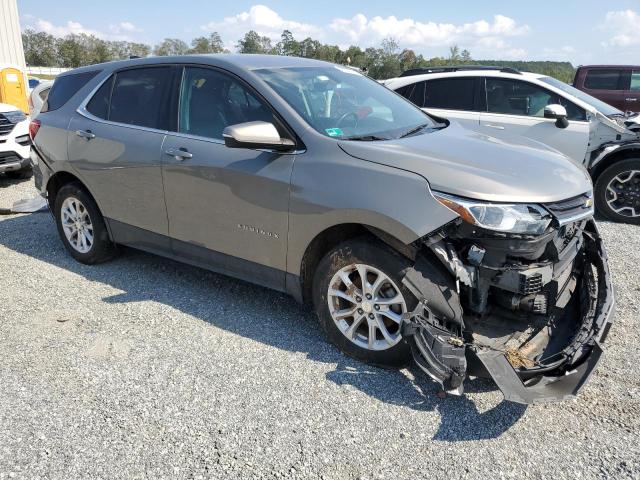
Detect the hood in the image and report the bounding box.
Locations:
[338,122,592,203]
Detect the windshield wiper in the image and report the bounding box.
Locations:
[342,134,389,141]
[399,123,431,138]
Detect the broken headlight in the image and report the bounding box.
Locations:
[432,191,552,235]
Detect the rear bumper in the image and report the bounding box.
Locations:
[475,222,614,404]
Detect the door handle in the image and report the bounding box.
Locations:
[75,129,95,140]
[165,148,193,160]
[626,98,638,102]
[483,124,505,130]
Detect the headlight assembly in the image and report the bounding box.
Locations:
[433,191,552,235]
[3,110,27,124]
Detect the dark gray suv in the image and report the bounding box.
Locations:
[31,55,614,404]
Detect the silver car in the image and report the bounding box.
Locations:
[31,55,614,404]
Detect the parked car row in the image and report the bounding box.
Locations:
[29,55,613,405]
[384,66,640,223]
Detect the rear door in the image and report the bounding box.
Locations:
[398,77,481,130]
[581,68,628,111]
[68,66,176,243]
[479,77,590,162]
[626,69,640,112]
[161,65,295,289]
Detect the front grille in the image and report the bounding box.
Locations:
[544,193,594,225]
[0,152,21,165]
[0,114,15,136]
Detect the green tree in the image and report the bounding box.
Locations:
[189,32,226,54]
[153,38,189,56]
[275,30,299,56]
[236,30,273,54]
[22,29,58,66]
[448,45,461,62]
[460,49,472,63]
[109,41,151,60]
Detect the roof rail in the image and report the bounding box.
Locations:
[399,65,522,77]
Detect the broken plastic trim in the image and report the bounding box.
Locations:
[401,220,614,404]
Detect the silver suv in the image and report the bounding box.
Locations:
[31,55,614,404]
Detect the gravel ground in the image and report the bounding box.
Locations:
[0,176,639,480]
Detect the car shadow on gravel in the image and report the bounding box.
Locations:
[0,212,527,441]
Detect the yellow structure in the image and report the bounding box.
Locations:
[0,64,29,113]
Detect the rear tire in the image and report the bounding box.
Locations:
[594,158,640,225]
[312,238,416,367]
[54,182,116,264]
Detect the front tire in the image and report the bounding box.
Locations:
[54,183,116,264]
[312,238,416,367]
[595,158,640,224]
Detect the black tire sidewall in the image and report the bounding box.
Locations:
[595,158,640,224]
[312,238,416,367]
[54,183,114,264]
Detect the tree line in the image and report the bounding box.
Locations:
[21,28,576,82]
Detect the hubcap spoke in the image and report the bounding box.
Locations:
[606,170,640,218]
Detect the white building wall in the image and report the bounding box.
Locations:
[0,0,27,69]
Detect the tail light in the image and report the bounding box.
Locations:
[29,119,41,140]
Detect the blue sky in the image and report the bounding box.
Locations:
[18,0,640,64]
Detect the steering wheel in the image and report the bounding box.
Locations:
[336,111,359,128]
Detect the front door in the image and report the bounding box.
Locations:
[479,77,590,163]
[162,66,295,289]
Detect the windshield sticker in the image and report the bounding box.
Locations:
[325,128,344,137]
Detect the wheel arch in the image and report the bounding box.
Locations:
[590,144,640,181]
[293,222,417,305]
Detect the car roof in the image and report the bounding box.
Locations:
[384,69,545,88]
[56,54,335,78]
[576,64,640,69]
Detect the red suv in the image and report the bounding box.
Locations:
[573,65,640,112]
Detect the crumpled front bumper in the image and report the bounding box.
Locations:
[477,224,614,404]
[404,221,615,405]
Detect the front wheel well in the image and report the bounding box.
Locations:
[298,223,415,304]
[590,148,640,181]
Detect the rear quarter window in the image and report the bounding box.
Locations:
[41,71,100,113]
[584,69,624,90]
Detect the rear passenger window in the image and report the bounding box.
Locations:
[86,76,113,119]
[109,67,173,130]
[178,67,277,140]
[42,70,99,112]
[423,78,475,110]
[584,70,623,90]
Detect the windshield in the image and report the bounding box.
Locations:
[254,66,435,140]
[539,76,624,116]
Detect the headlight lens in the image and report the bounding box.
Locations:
[433,191,552,235]
[3,110,27,124]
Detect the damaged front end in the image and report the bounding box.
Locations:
[401,193,614,404]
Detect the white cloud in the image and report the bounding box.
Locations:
[201,6,529,57]
[329,13,530,48]
[201,5,320,44]
[601,9,640,47]
[23,16,140,41]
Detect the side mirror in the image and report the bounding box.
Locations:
[544,104,569,129]
[223,121,295,152]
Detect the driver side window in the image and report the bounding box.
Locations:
[485,78,586,121]
[179,67,276,140]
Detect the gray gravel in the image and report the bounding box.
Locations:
[1,177,639,480]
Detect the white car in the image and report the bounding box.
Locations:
[28,80,53,117]
[384,67,640,223]
[0,102,32,179]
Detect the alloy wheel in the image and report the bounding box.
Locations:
[606,170,640,218]
[60,197,94,253]
[327,263,407,351]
